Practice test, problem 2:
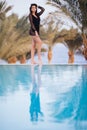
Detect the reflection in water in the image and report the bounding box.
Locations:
[41,66,83,123]
[0,66,32,96]
[0,65,87,130]
[74,66,87,130]
[29,65,44,122]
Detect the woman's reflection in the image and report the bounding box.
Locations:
[29,65,43,121]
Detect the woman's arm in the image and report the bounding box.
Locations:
[29,14,36,31]
[37,6,45,16]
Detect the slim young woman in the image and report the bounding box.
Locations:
[29,3,45,64]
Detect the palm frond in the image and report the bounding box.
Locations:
[4,6,13,13]
[0,0,12,20]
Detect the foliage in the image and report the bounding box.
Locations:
[45,0,85,52]
[78,0,87,29]
[50,0,87,30]
[0,0,12,20]
[0,13,31,60]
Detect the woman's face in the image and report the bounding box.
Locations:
[31,5,37,13]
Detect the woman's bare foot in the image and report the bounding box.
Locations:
[31,61,37,65]
[38,59,43,65]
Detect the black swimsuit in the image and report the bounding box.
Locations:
[29,6,45,36]
[32,15,40,34]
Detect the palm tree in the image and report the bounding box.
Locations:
[0,1,32,63]
[78,0,87,29]
[41,9,83,63]
[0,14,31,63]
[40,19,57,64]
[50,0,87,60]
[0,0,12,20]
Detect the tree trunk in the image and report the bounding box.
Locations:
[8,56,17,63]
[48,46,53,64]
[82,33,87,60]
[68,50,74,64]
[20,54,26,64]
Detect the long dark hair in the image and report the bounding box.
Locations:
[29,3,37,15]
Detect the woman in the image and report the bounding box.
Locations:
[29,3,45,64]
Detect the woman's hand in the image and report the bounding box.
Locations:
[35,31,39,36]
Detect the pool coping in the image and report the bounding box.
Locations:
[0,63,87,66]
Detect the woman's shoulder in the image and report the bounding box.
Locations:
[29,13,33,18]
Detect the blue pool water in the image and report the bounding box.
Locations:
[0,65,87,130]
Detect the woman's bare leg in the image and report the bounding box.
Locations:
[32,36,42,64]
[37,37,42,64]
[31,38,36,64]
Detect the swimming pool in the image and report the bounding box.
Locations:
[0,65,87,130]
